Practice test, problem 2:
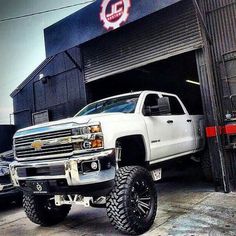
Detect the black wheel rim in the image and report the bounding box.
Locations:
[42,197,60,213]
[43,197,54,211]
[130,179,152,220]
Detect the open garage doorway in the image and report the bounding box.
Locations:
[86,51,203,116]
[86,50,210,183]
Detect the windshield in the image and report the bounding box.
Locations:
[75,94,140,116]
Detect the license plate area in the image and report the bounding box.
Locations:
[27,181,49,194]
[151,168,162,181]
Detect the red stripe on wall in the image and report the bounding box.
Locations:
[206,126,219,138]
[206,124,236,138]
[224,124,236,135]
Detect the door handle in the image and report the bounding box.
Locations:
[167,120,174,124]
[187,119,192,123]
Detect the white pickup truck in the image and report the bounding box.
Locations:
[10,90,206,234]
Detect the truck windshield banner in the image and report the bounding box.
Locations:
[44,0,182,57]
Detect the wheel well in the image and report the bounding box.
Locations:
[116,135,146,167]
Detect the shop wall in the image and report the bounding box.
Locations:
[12,47,87,130]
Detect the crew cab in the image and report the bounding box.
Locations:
[10,91,205,234]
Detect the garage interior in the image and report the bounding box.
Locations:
[86,50,209,182]
[86,51,204,116]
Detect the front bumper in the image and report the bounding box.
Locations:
[0,185,21,198]
[0,181,22,199]
[10,149,118,195]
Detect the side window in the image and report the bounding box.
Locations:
[142,94,159,115]
[163,95,185,115]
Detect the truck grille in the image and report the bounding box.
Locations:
[15,129,73,161]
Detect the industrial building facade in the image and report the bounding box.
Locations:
[11,0,236,192]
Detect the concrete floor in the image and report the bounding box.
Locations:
[0,163,236,236]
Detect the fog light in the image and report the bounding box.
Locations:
[91,162,98,170]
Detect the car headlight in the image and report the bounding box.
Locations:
[72,124,103,151]
[72,125,102,135]
[0,166,10,177]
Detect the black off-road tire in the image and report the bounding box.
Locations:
[106,166,157,235]
[201,149,213,182]
[23,194,71,226]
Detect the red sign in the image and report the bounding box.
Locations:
[100,0,131,30]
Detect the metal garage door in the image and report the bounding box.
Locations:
[82,0,203,83]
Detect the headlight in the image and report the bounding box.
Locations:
[89,125,102,133]
[72,125,102,135]
[72,124,103,151]
[0,166,10,177]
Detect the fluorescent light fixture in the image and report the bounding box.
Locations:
[186,80,200,86]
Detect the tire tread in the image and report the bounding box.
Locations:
[106,166,157,235]
[23,194,71,226]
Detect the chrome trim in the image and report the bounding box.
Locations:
[15,131,72,144]
[14,128,104,161]
[14,148,105,162]
[0,183,14,192]
[10,149,117,188]
[14,124,76,138]
[14,122,102,139]
[14,129,73,161]
[55,195,92,207]
[15,131,72,145]
[15,133,103,150]
[16,145,73,154]
[15,152,73,162]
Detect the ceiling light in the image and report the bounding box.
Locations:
[186,80,200,86]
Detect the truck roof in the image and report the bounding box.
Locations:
[87,90,177,104]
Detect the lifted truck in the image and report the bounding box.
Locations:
[10,91,206,234]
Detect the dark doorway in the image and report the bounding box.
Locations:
[86,51,203,115]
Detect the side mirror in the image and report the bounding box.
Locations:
[145,97,171,116]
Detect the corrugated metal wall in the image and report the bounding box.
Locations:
[199,0,236,115]
[195,49,223,187]
[12,47,87,130]
[198,0,236,189]
[82,0,203,83]
[202,0,236,61]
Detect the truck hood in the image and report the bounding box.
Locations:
[14,113,127,138]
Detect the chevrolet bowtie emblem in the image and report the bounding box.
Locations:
[31,140,43,151]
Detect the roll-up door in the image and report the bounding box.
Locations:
[82,0,203,83]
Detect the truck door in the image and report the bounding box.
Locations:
[143,94,195,163]
[162,95,196,156]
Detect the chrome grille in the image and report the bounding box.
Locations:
[15,129,73,161]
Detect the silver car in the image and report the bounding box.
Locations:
[0,150,22,203]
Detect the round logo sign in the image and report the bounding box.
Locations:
[100,0,131,30]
